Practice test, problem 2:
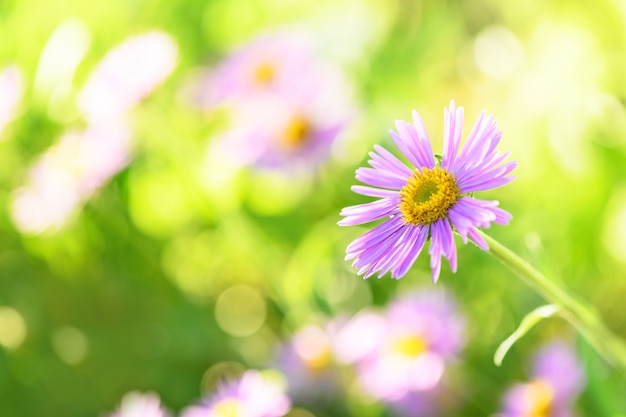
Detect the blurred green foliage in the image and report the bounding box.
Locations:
[2,0,626,416]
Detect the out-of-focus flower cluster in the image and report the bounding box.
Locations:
[102,287,587,417]
[188,30,357,177]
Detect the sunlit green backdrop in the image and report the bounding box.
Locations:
[2,0,626,415]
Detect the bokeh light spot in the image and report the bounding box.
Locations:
[51,326,88,365]
[128,167,194,237]
[215,285,266,337]
[201,361,246,395]
[0,307,27,350]
[474,25,524,81]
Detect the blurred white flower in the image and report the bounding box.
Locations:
[11,123,132,234]
[107,392,170,417]
[78,31,178,122]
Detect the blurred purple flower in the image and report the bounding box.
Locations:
[334,288,464,404]
[187,31,321,109]
[273,324,340,403]
[11,123,132,233]
[106,391,170,417]
[0,65,24,137]
[181,370,291,417]
[500,341,586,417]
[339,100,516,282]
[196,31,356,175]
[208,88,352,174]
[78,30,178,122]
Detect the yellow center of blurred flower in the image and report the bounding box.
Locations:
[526,380,554,417]
[212,398,242,417]
[281,116,311,149]
[253,63,275,85]
[393,335,427,357]
[303,347,332,372]
[399,167,459,225]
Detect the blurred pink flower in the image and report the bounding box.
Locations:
[78,31,178,122]
[208,87,353,174]
[106,391,170,417]
[334,288,465,402]
[500,341,585,417]
[181,370,291,417]
[187,31,321,109]
[11,123,132,233]
[0,65,24,137]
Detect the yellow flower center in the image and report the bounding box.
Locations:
[399,167,460,225]
[212,398,242,417]
[526,380,554,417]
[253,62,275,85]
[393,335,427,357]
[281,115,311,149]
[303,348,331,372]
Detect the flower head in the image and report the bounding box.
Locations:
[500,341,585,417]
[355,289,464,401]
[339,100,516,282]
[272,324,339,403]
[208,89,351,175]
[106,392,170,417]
[181,370,291,417]
[188,31,319,109]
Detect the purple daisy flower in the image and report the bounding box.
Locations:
[500,341,586,417]
[339,100,516,282]
[180,370,291,417]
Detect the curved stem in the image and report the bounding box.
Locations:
[479,231,626,371]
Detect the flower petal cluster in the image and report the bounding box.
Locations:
[194,30,356,175]
[181,370,291,417]
[339,100,516,281]
[107,392,171,417]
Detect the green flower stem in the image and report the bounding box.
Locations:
[479,231,626,371]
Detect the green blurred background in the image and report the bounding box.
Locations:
[2,0,626,415]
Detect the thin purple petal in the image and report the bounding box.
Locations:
[339,198,398,226]
[441,101,464,171]
[370,145,413,177]
[411,110,436,168]
[351,185,400,199]
[391,226,429,278]
[356,167,407,190]
[467,227,488,250]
